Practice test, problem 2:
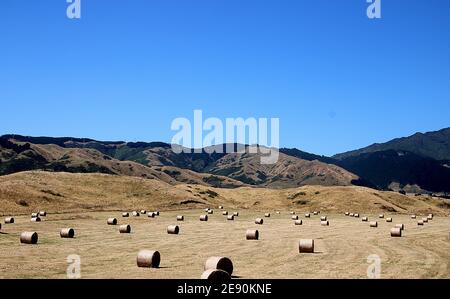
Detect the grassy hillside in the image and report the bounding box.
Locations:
[0,171,447,216]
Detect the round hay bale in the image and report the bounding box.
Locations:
[362,217,368,222]
[204,256,233,275]
[299,239,314,253]
[31,217,41,222]
[154,211,160,216]
[205,208,210,212]
[320,216,327,221]
[132,211,140,217]
[395,224,405,230]
[107,218,117,225]
[119,224,131,233]
[167,225,179,234]
[422,217,428,223]
[227,215,234,221]
[136,250,160,268]
[246,229,259,240]
[60,228,75,238]
[370,221,378,227]
[291,215,299,220]
[290,211,295,215]
[176,215,184,221]
[148,212,156,218]
[320,220,329,226]
[200,215,208,221]
[294,219,303,225]
[386,218,393,222]
[20,232,38,244]
[5,217,14,224]
[276,211,280,214]
[305,213,310,218]
[39,211,47,217]
[222,211,228,215]
[200,269,231,281]
[313,211,318,215]
[390,227,402,237]
[140,210,147,215]
[219,206,223,209]
[345,212,349,216]
[411,215,416,219]
[427,215,433,220]
[233,212,239,216]
[379,214,384,219]
[122,212,129,217]
[208,210,214,214]
[417,220,424,226]
[349,213,354,217]
[255,218,263,225]
[264,213,270,217]
[354,214,360,218]
[31,213,38,218]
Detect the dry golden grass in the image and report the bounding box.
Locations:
[0,210,449,278]
[1,171,449,278]
[0,171,447,216]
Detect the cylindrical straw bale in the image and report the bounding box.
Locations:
[246,229,259,240]
[60,228,75,238]
[200,269,231,281]
[204,256,233,275]
[136,250,160,268]
[200,215,208,221]
[391,227,402,237]
[107,218,117,225]
[20,232,38,244]
[299,239,314,253]
[255,218,263,224]
[167,225,179,234]
[119,224,131,233]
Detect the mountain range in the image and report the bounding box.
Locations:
[1,127,449,193]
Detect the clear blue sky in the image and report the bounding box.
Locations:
[1,0,449,156]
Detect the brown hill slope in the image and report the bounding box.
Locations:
[0,171,447,216]
[0,141,245,188]
[207,151,358,187]
[1,136,361,188]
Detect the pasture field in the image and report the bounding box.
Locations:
[1,209,449,278]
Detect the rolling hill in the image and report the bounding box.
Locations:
[2,127,450,193]
[0,171,447,216]
[333,127,450,162]
[0,135,360,189]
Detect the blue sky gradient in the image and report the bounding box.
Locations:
[1,0,449,156]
